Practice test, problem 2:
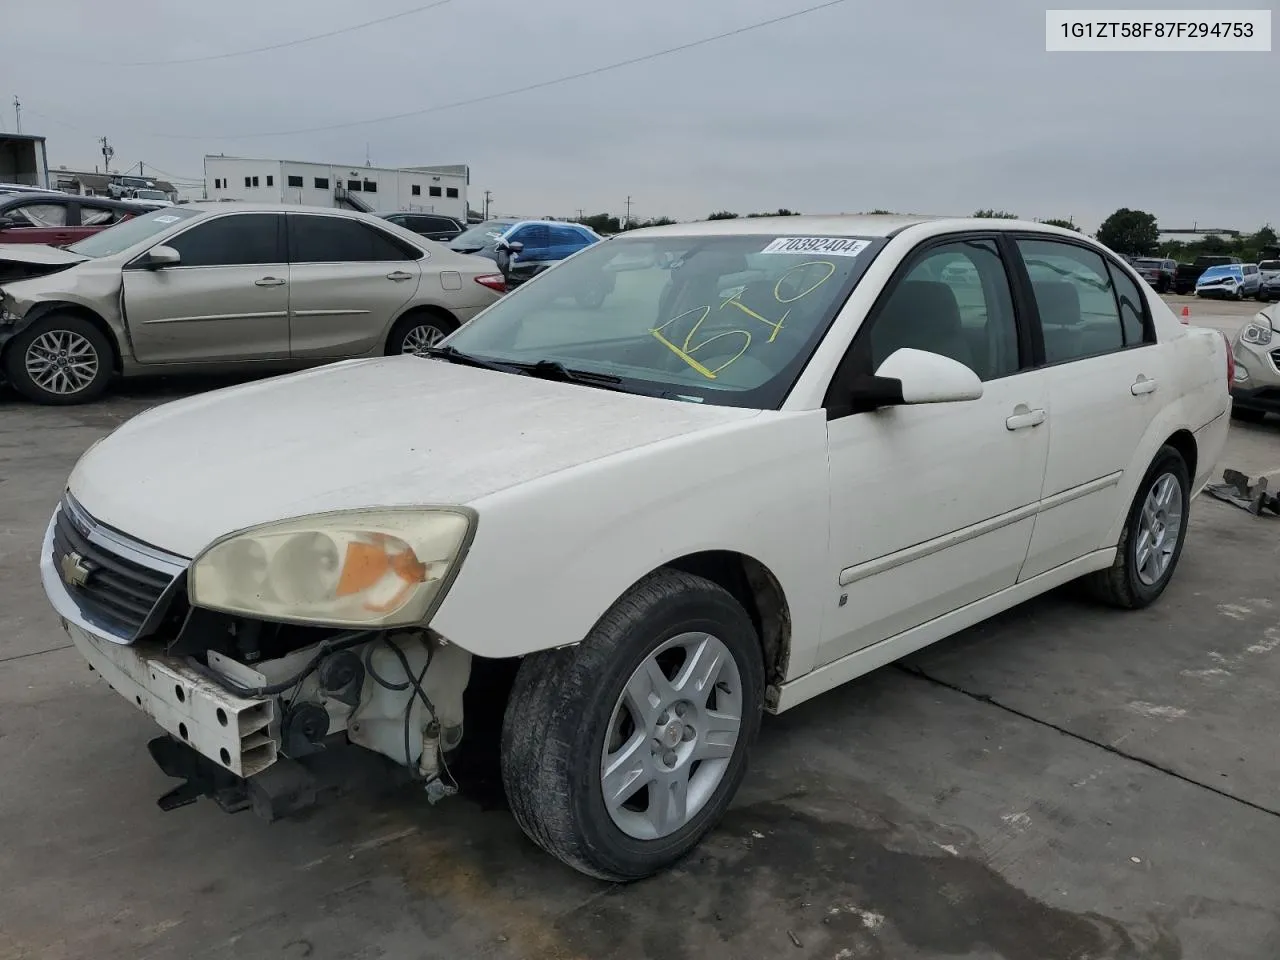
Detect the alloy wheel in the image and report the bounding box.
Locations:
[24,330,100,396]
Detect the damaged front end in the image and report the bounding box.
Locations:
[42,493,477,820]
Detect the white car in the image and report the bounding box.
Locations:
[40,215,1231,881]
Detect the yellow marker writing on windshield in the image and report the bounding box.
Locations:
[651,329,719,379]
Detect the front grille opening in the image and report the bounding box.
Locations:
[52,506,179,641]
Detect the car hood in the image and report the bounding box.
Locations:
[0,243,89,266]
[1197,269,1239,283]
[68,357,758,558]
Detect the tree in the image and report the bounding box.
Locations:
[973,209,1018,219]
[580,212,621,234]
[1199,233,1228,255]
[866,209,896,215]
[746,208,800,218]
[1040,218,1080,232]
[1096,208,1159,256]
[707,211,739,220]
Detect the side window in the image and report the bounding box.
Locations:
[11,202,69,227]
[79,203,127,226]
[287,175,304,188]
[1244,264,1258,276]
[513,225,551,251]
[423,216,455,231]
[551,225,587,247]
[867,238,1020,382]
[1017,239,1124,363]
[1107,262,1149,346]
[167,214,283,267]
[290,216,415,263]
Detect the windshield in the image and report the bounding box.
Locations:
[444,233,885,409]
[1199,265,1241,281]
[134,190,167,200]
[66,206,198,257]
[451,220,515,248]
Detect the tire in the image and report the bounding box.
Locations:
[1084,445,1191,609]
[501,569,765,881]
[2,312,113,405]
[1232,406,1266,424]
[387,311,456,357]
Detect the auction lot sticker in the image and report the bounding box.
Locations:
[761,237,871,257]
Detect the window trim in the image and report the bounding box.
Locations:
[1003,231,1156,370]
[822,230,1033,419]
[123,212,287,271]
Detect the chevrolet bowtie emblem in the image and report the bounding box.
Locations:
[60,551,92,588]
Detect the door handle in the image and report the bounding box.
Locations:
[386,271,414,281]
[1131,377,1158,396]
[1006,407,1046,431]
[255,277,287,287]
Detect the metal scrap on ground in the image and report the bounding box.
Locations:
[1206,469,1280,517]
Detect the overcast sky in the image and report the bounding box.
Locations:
[5,0,1272,231]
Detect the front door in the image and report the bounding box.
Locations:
[123,212,290,364]
[820,235,1050,665]
[286,213,422,358]
[1012,237,1170,580]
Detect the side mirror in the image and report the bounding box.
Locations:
[503,240,524,255]
[0,215,16,230]
[144,245,181,269]
[850,348,983,409]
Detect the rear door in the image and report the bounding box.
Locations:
[286,213,423,358]
[1012,236,1170,579]
[122,212,291,364]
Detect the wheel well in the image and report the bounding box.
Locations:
[663,551,792,691]
[385,306,458,352]
[1164,429,1197,482]
[9,303,122,373]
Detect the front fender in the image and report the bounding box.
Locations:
[430,410,832,681]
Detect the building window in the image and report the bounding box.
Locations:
[446,187,459,198]
[287,175,304,188]
[363,180,377,193]
[252,176,260,187]
[347,179,362,192]
[244,176,252,188]
[266,175,274,187]
[411,185,421,196]
[429,186,442,197]
[314,177,329,189]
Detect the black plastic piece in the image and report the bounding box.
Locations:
[281,702,330,758]
[316,650,365,707]
[245,758,318,822]
[147,735,250,814]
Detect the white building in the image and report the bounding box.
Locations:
[202,155,469,219]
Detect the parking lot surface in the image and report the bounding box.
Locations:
[3,307,1279,959]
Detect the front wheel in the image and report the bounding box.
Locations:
[2,313,114,405]
[501,569,765,881]
[1084,445,1190,609]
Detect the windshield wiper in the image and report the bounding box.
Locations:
[513,359,625,390]
[424,345,525,374]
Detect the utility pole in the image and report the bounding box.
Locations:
[12,96,20,134]
[99,136,114,174]
[483,190,492,219]
[624,195,633,228]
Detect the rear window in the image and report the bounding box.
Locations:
[1259,261,1280,271]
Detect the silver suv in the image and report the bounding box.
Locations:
[1230,303,1280,422]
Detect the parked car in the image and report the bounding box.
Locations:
[1228,303,1280,421]
[1256,259,1280,301]
[129,189,174,208]
[0,203,506,404]
[1195,263,1261,300]
[376,211,464,243]
[37,215,1230,881]
[449,218,601,288]
[1174,254,1243,295]
[0,193,147,248]
[1131,257,1176,293]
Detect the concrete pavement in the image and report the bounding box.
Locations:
[2,370,1279,960]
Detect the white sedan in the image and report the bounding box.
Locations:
[40,215,1230,880]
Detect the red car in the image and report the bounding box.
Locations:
[0,192,149,247]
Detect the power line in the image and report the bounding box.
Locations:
[89,0,465,67]
[108,0,852,141]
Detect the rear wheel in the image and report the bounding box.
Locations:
[387,311,456,357]
[501,569,765,881]
[1085,445,1190,609]
[3,313,113,405]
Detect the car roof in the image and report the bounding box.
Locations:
[505,219,595,231]
[619,214,1112,243]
